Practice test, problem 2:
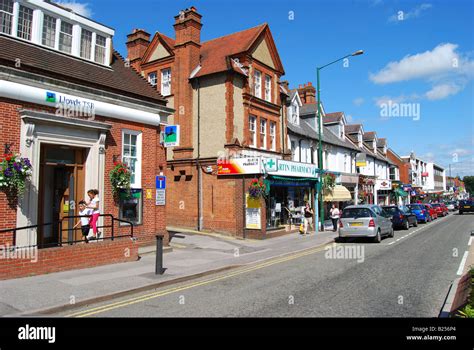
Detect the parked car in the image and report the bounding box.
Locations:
[459,199,474,214]
[431,203,447,217]
[383,205,418,229]
[339,205,394,243]
[406,204,430,223]
[446,201,456,211]
[423,203,438,220]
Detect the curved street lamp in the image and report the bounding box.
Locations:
[316,50,364,232]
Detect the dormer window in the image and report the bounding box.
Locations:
[0,0,13,35]
[95,34,107,64]
[42,14,57,48]
[59,21,73,53]
[80,28,92,59]
[17,5,33,40]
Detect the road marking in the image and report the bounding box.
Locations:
[66,243,334,318]
[468,237,473,246]
[457,251,469,276]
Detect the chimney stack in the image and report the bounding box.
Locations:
[126,29,150,71]
[297,82,316,104]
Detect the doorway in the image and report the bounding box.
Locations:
[38,144,87,247]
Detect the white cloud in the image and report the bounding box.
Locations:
[388,3,432,22]
[425,82,462,100]
[374,94,419,107]
[353,97,364,106]
[370,43,460,84]
[56,1,92,18]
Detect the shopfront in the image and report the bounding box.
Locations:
[375,179,392,205]
[358,176,375,204]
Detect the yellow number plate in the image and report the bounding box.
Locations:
[350,222,363,227]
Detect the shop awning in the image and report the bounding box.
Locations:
[323,185,352,202]
[393,188,408,197]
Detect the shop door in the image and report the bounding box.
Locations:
[38,145,86,247]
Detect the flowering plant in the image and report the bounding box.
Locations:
[322,173,336,193]
[0,153,32,196]
[248,178,266,199]
[110,161,131,198]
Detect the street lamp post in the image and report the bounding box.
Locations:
[316,50,363,232]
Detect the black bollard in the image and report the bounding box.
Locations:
[155,235,166,275]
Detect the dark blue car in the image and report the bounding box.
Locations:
[407,204,430,223]
[382,205,418,230]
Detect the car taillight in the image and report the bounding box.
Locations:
[399,214,404,219]
[368,219,375,227]
[339,220,343,228]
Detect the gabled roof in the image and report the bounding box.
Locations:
[324,112,344,124]
[377,138,387,147]
[142,32,175,63]
[0,35,167,104]
[363,131,377,141]
[344,124,363,134]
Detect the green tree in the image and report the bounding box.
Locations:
[463,176,474,196]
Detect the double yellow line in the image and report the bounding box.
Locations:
[67,242,335,317]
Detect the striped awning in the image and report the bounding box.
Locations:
[323,185,352,202]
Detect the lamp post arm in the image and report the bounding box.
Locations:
[317,54,352,71]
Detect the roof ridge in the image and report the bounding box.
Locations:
[202,23,266,45]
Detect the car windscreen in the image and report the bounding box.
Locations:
[407,205,421,210]
[341,208,373,218]
[382,207,398,215]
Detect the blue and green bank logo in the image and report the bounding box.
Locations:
[46,91,56,103]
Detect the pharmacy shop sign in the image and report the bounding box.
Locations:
[267,159,319,178]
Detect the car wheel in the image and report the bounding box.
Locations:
[459,211,463,215]
[338,236,346,243]
[404,220,410,230]
[414,219,418,227]
[389,227,394,238]
[373,230,381,243]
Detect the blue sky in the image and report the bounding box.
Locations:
[61,0,473,177]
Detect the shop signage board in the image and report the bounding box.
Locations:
[245,194,261,229]
[163,125,180,147]
[376,179,392,190]
[356,153,367,167]
[267,159,319,178]
[217,157,261,175]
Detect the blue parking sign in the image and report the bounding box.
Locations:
[156,176,166,189]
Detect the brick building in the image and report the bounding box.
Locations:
[126,7,294,237]
[0,0,173,279]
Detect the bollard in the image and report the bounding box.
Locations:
[155,235,166,275]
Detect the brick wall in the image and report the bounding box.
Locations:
[0,97,168,248]
[0,237,138,280]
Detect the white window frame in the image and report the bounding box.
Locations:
[269,121,276,151]
[0,0,14,35]
[41,12,57,48]
[254,70,262,98]
[17,4,33,40]
[58,20,73,53]
[249,116,257,148]
[161,68,171,96]
[122,130,142,188]
[94,33,106,64]
[260,118,267,150]
[264,75,271,102]
[148,72,157,87]
[80,27,92,60]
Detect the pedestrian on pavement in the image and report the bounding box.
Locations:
[73,200,93,243]
[329,203,340,232]
[87,189,101,240]
[303,202,314,235]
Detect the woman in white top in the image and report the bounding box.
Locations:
[87,189,100,239]
[329,204,340,232]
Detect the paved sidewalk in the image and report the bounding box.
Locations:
[0,229,336,316]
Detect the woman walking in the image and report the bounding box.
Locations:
[87,189,100,239]
[329,203,340,232]
[303,202,314,235]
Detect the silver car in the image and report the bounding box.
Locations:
[338,205,394,243]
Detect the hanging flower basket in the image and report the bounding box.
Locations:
[248,179,266,199]
[110,161,131,200]
[322,173,336,193]
[0,153,32,200]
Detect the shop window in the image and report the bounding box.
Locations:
[59,21,73,54]
[17,5,33,40]
[119,189,143,225]
[122,130,142,188]
[80,28,92,59]
[249,116,256,147]
[95,34,107,64]
[0,0,13,35]
[42,14,57,48]
[161,68,171,96]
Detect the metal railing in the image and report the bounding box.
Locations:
[0,214,133,249]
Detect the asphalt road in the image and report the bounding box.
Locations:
[60,212,473,317]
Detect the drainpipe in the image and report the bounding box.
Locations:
[196,78,203,231]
